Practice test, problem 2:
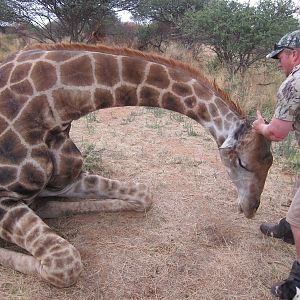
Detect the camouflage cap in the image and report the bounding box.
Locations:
[266,29,300,59]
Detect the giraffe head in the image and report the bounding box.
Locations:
[219,118,273,218]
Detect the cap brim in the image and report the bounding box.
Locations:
[266,48,283,59]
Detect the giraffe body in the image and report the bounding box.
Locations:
[0,44,273,287]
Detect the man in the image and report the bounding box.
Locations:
[253,29,300,299]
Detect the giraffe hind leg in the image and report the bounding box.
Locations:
[0,201,83,287]
[35,172,153,218]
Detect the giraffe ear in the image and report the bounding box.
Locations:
[219,133,237,149]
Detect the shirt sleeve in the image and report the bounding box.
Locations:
[274,75,300,122]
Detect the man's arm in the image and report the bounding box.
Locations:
[252,110,293,141]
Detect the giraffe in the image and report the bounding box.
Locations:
[0,43,273,287]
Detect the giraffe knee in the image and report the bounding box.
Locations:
[39,246,83,288]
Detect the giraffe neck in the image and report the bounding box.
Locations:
[7,46,245,146]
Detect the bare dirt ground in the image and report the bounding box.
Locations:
[0,107,298,300]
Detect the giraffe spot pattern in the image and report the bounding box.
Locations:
[169,67,191,82]
[122,57,146,85]
[93,53,120,86]
[193,82,213,99]
[0,166,18,185]
[115,85,138,106]
[215,98,229,115]
[11,80,33,96]
[162,92,185,114]
[197,103,211,123]
[20,163,45,190]
[10,63,31,83]
[13,95,56,144]
[0,116,9,133]
[61,56,93,86]
[94,88,114,109]
[31,61,57,91]
[52,88,93,122]
[2,207,29,235]
[209,103,219,118]
[146,64,170,89]
[0,63,14,88]
[140,86,160,107]
[184,96,197,108]
[172,82,193,97]
[0,130,27,164]
[0,89,28,120]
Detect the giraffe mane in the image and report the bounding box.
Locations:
[24,43,245,117]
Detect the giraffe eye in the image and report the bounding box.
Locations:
[237,158,249,171]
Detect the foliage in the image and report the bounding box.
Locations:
[179,0,299,74]
[136,22,170,52]
[132,0,207,24]
[2,0,135,42]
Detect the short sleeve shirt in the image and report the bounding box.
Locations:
[274,64,300,145]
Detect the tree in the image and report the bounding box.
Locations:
[4,0,135,42]
[179,0,299,74]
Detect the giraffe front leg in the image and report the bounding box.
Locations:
[0,201,83,287]
[36,173,153,218]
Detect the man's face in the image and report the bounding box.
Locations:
[277,49,296,77]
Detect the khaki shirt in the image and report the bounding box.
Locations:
[274,64,300,145]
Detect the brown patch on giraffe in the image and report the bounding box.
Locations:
[146,64,170,89]
[46,131,67,150]
[19,163,45,191]
[115,85,138,107]
[17,50,44,62]
[0,166,18,185]
[54,156,83,187]
[61,140,81,156]
[197,103,211,123]
[61,55,93,86]
[10,63,31,83]
[26,226,41,245]
[31,61,57,92]
[11,80,33,96]
[162,92,185,114]
[84,176,98,187]
[14,95,56,144]
[140,86,160,107]
[215,98,230,115]
[184,96,197,109]
[0,130,27,165]
[52,88,93,122]
[169,68,191,82]
[208,103,219,118]
[0,63,14,89]
[172,83,193,97]
[31,146,53,177]
[94,88,114,109]
[214,118,223,131]
[193,82,213,100]
[122,57,146,85]
[2,207,29,234]
[224,120,230,131]
[186,110,199,121]
[93,53,119,86]
[0,89,28,121]
[226,112,235,121]
[45,51,75,62]
[0,116,9,133]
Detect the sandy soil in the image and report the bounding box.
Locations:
[0,107,298,300]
